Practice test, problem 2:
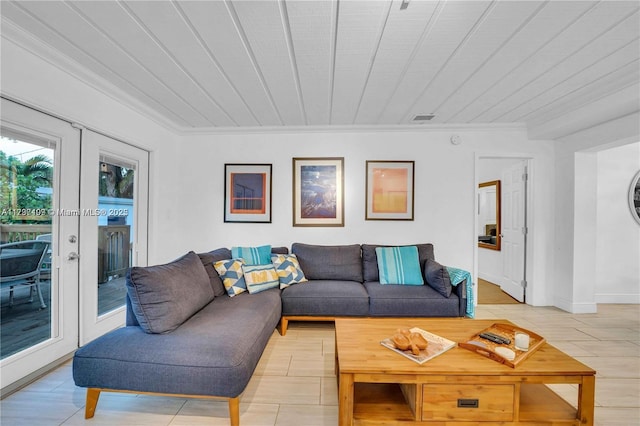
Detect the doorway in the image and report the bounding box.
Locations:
[0,98,149,393]
[79,130,148,345]
[476,156,531,305]
[1,99,80,391]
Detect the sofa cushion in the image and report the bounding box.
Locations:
[271,253,308,288]
[364,281,460,317]
[74,289,282,398]
[232,245,272,265]
[281,280,369,316]
[271,246,289,255]
[214,259,247,297]
[197,248,232,297]
[362,243,435,282]
[126,251,214,334]
[243,264,280,294]
[291,243,363,282]
[424,258,453,297]
[375,246,423,285]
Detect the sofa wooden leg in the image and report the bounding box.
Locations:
[228,397,240,426]
[85,388,101,419]
[279,317,288,336]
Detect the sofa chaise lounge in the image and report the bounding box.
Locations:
[73,243,469,425]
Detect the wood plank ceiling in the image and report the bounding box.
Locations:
[1,0,639,138]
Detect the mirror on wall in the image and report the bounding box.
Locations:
[630,170,640,226]
[478,180,501,251]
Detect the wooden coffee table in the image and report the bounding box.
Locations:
[335,318,595,425]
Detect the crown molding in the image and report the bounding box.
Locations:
[175,122,528,136]
[1,18,182,134]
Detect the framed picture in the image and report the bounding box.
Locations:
[365,160,415,220]
[292,157,344,227]
[224,164,272,223]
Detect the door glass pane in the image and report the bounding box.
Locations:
[0,136,54,359]
[97,157,134,316]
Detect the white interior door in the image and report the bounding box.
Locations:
[1,99,80,390]
[79,130,148,345]
[500,161,528,302]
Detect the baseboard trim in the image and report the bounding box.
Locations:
[0,352,74,399]
[595,294,640,304]
[555,297,598,314]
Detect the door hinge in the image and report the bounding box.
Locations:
[522,172,528,181]
[521,280,527,289]
[522,226,528,235]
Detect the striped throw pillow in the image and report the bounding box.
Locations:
[231,245,272,265]
[242,264,280,294]
[375,246,424,285]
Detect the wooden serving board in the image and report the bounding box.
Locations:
[459,323,545,368]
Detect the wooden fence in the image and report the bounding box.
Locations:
[0,224,52,244]
[98,225,130,284]
[2,224,130,285]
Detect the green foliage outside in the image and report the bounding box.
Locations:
[0,150,53,224]
[100,163,134,199]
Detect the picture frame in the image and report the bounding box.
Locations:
[224,163,272,223]
[365,160,415,220]
[292,157,344,227]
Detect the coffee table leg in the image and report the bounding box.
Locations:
[577,375,595,425]
[338,372,354,426]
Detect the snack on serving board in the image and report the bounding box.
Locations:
[392,328,429,355]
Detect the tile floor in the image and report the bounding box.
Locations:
[1,304,638,425]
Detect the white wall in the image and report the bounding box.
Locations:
[596,142,640,303]
[555,112,640,312]
[0,37,180,265]
[161,129,556,305]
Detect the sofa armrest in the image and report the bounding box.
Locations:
[452,277,467,317]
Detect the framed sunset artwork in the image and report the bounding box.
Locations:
[224,164,272,223]
[365,160,414,220]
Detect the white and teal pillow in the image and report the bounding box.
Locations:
[213,258,247,297]
[242,264,280,294]
[231,245,272,265]
[375,246,424,285]
[271,254,308,289]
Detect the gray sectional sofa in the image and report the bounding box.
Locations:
[280,243,466,334]
[73,243,468,425]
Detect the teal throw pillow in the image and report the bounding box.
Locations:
[242,264,280,294]
[375,246,424,285]
[231,245,272,265]
[271,253,308,289]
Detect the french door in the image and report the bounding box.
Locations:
[79,130,148,345]
[1,99,80,390]
[1,99,149,391]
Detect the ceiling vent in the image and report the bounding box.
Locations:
[411,114,435,123]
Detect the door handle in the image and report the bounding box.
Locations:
[67,252,80,261]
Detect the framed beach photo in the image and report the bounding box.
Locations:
[292,157,344,227]
[224,164,272,223]
[365,160,415,220]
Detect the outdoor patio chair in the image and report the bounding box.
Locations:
[35,233,52,280]
[0,240,49,309]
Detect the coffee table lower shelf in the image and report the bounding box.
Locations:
[352,382,580,425]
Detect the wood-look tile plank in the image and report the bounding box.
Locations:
[274,404,338,426]
[170,400,279,426]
